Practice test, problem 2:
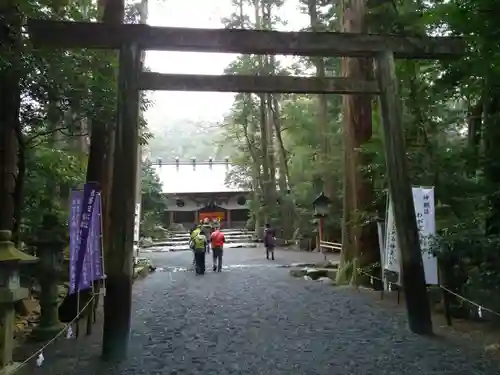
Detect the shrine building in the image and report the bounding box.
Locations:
[152,157,251,229]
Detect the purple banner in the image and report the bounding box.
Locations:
[69,183,103,295]
[74,182,97,293]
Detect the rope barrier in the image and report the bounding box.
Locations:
[356,268,500,321]
[439,286,500,319]
[13,291,102,373]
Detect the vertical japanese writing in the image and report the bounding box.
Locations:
[384,187,439,285]
[69,197,79,293]
[69,184,103,295]
[92,193,103,280]
[384,198,400,274]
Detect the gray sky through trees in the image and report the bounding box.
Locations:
[144,0,308,130]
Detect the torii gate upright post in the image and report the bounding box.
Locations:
[101,42,141,360]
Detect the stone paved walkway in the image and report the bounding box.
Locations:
[21,247,499,375]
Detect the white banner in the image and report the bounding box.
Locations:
[420,187,438,284]
[384,198,400,273]
[384,187,438,285]
[133,203,141,243]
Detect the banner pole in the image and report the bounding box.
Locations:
[99,191,107,302]
[75,292,80,338]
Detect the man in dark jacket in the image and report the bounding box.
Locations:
[263,223,276,260]
[200,218,213,253]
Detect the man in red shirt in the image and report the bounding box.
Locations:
[210,228,225,272]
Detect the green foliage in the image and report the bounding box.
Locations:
[22,147,86,242]
[140,161,167,238]
[8,0,152,246]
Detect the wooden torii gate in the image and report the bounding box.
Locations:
[27,19,465,359]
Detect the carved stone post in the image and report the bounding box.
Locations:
[0,230,37,374]
[32,213,66,341]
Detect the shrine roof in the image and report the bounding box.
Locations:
[153,162,247,194]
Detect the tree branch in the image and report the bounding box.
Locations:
[25,126,88,144]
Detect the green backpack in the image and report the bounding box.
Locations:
[193,234,206,251]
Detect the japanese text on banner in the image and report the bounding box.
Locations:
[69,186,104,294]
[383,187,438,285]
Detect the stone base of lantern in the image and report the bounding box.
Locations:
[0,362,28,375]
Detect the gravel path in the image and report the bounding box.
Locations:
[21,247,499,375]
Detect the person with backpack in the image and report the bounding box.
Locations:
[210,228,225,272]
[263,223,276,260]
[189,223,202,267]
[192,230,208,275]
[201,218,213,254]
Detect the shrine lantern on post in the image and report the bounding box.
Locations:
[0,230,37,371]
[312,192,331,251]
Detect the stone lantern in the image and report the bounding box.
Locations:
[312,192,331,218]
[0,230,38,374]
[312,192,331,253]
[31,213,67,341]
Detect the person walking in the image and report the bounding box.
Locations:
[192,230,208,275]
[210,228,225,272]
[213,217,221,230]
[189,223,202,267]
[263,223,276,260]
[201,218,213,254]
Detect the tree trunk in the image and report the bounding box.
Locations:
[249,106,264,238]
[266,95,276,196]
[271,97,291,186]
[263,2,277,209]
[0,3,21,233]
[254,0,273,224]
[271,96,293,238]
[259,94,271,221]
[483,79,500,236]
[308,0,333,202]
[339,0,379,267]
[466,101,482,177]
[86,0,124,256]
[240,93,262,234]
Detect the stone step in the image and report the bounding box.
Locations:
[142,242,259,252]
[151,238,253,247]
[141,230,254,248]
[171,235,253,241]
[154,233,253,243]
[169,231,251,237]
[169,229,251,235]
